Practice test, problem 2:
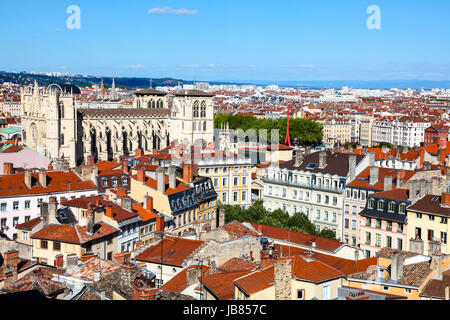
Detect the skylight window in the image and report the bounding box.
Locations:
[306,163,317,170]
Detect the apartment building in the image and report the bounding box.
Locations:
[322,119,352,147]
[406,192,450,255]
[130,165,217,236]
[343,152,416,247]
[263,150,368,239]
[372,117,430,148]
[0,169,98,240]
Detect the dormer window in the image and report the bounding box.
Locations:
[388,201,396,213]
[377,200,384,211]
[368,198,375,209]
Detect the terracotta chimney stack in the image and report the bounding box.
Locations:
[3,162,13,175]
[137,169,146,183]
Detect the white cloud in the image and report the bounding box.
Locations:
[148,7,198,16]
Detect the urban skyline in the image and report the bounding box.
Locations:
[0,0,449,82]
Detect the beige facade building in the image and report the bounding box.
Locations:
[322,119,352,147]
[21,83,215,167]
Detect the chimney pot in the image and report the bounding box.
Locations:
[137,169,146,183]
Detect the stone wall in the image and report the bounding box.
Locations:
[0,239,33,261]
[186,236,261,267]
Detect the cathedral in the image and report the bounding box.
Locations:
[21,81,215,167]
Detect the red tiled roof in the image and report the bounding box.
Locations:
[200,271,251,300]
[348,168,415,190]
[247,222,344,252]
[221,221,259,238]
[96,161,121,171]
[0,171,97,197]
[61,195,139,222]
[371,188,410,200]
[233,266,274,295]
[31,222,119,244]
[218,258,259,273]
[131,174,191,196]
[135,236,204,267]
[15,217,41,230]
[161,265,209,293]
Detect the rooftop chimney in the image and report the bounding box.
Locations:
[24,170,32,189]
[3,250,19,288]
[39,170,47,188]
[135,148,143,157]
[87,155,95,167]
[156,167,166,194]
[48,197,59,225]
[390,253,404,282]
[40,202,49,227]
[122,161,129,173]
[318,151,327,169]
[144,196,154,212]
[86,208,95,236]
[137,169,146,183]
[168,166,177,189]
[123,196,133,211]
[294,151,304,167]
[54,254,64,269]
[349,154,356,181]
[186,268,199,288]
[66,254,79,273]
[218,208,225,227]
[183,163,193,184]
[369,167,379,186]
[3,162,13,175]
[430,253,443,280]
[105,206,113,218]
[274,259,292,300]
[384,175,393,191]
[369,152,375,167]
[441,192,450,207]
[397,170,406,188]
[156,215,165,232]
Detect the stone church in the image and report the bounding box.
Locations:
[21,81,215,167]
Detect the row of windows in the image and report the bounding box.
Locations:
[205,167,248,174]
[213,176,248,188]
[365,233,404,250]
[365,218,404,233]
[367,198,407,214]
[315,209,337,223]
[221,190,247,203]
[101,176,128,188]
[0,200,31,211]
[415,212,448,224]
[175,210,215,228]
[415,227,448,244]
[1,216,31,229]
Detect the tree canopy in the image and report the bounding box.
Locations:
[215,114,323,146]
[219,200,338,241]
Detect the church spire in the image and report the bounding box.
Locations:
[100,78,105,98]
[111,77,117,99]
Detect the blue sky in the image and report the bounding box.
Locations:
[0,0,449,81]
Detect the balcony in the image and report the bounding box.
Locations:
[263,176,345,194]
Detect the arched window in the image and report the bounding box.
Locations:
[203,121,207,131]
[60,134,64,146]
[200,101,206,117]
[151,100,156,108]
[157,100,163,108]
[193,101,199,118]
